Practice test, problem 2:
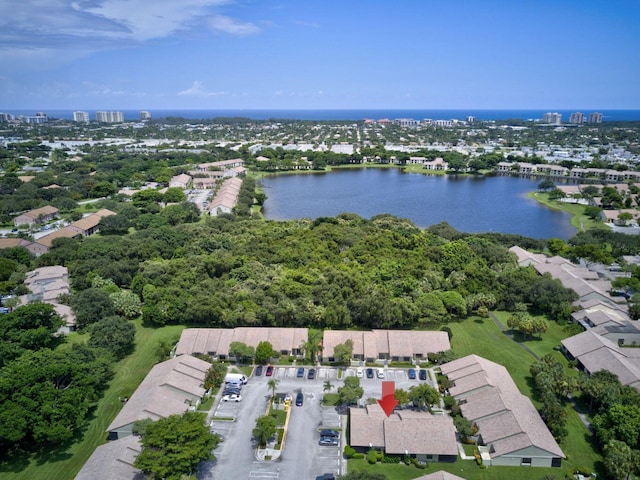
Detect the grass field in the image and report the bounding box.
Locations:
[348,316,601,479]
[0,320,185,480]
[528,191,608,232]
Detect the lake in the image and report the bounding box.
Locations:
[260,169,577,240]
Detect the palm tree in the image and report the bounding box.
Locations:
[267,378,279,400]
[323,380,333,393]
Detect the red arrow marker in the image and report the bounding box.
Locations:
[378,381,398,417]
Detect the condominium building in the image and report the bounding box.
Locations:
[95,111,124,123]
[139,111,151,121]
[0,113,14,122]
[569,112,585,124]
[73,111,90,123]
[542,112,562,124]
[588,112,603,124]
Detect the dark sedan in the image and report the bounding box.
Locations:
[255,365,263,376]
[419,369,427,380]
[408,368,416,379]
[366,368,374,379]
[319,429,339,438]
[307,368,316,379]
[297,367,305,378]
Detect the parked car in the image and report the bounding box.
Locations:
[307,368,316,379]
[356,368,363,378]
[296,392,304,406]
[266,365,274,376]
[366,368,374,379]
[222,387,241,395]
[222,394,242,402]
[419,369,427,380]
[297,367,305,378]
[319,429,339,438]
[319,436,339,446]
[315,475,335,480]
[376,368,385,379]
[255,365,263,376]
[408,368,416,380]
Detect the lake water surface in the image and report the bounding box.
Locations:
[261,169,577,240]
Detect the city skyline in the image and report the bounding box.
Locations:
[1,0,639,110]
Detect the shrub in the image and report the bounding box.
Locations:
[344,445,355,458]
[381,455,402,464]
[411,458,428,469]
[367,449,378,464]
[353,453,364,459]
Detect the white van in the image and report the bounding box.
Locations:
[224,373,248,385]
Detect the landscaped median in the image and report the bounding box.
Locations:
[255,393,292,461]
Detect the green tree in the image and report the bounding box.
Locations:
[72,287,116,329]
[394,388,410,407]
[204,362,226,389]
[163,187,187,203]
[0,345,111,447]
[408,383,440,411]
[454,416,476,441]
[229,341,255,363]
[337,376,364,406]
[109,289,143,318]
[538,179,555,191]
[99,214,131,235]
[0,303,64,367]
[253,415,277,447]
[255,341,275,365]
[604,439,636,480]
[88,315,136,360]
[333,339,354,366]
[338,471,388,480]
[134,411,219,480]
[267,378,280,399]
[548,188,566,200]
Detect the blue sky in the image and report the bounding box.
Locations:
[1,0,639,110]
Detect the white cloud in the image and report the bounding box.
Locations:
[178,81,225,97]
[208,15,260,35]
[0,0,258,70]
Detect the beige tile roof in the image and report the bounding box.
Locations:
[24,266,68,286]
[442,355,564,459]
[74,435,143,480]
[37,226,81,247]
[323,329,450,359]
[384,411,457,456]
[413,472,466,480]
[107,356,210,433]
[349,404,386,448]
[20,205,59,219]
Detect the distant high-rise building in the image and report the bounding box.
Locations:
[24,112,48,124]
[95,111,124,123]
[542,112,562,124]
[395,118,419,127]
[73,111,89,123]
[140,111,151,121]
[569,112,585,124]
[588,112,603,124]
[466,116,475,123]
[0,112,14,122]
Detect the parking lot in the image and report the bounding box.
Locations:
[200,365,436,480]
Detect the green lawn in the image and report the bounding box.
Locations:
[528,191,607,232]
[0,320,185,480]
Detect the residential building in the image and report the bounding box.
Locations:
[208,177,242,216]
[169,173,192,189]
[542,112,562,124]
[396,118,420,127]
[73,111,90,123]
[75,435,142,480]
[321,329,450,363]
[0,238,48,257]
[441,355,564,467]
[13,205,59,227]
[349,404,458,462]
[20,266,76,331]
[139,110,151,121]
[96,111,124,123]
[24,112,48,124]
[106,355,211,440]
[588,112,603,124]
[569,112,585,124]
[175,327,308,359]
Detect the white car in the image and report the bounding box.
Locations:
[376,368,385,379]
[356,368,364,378]
[222,394,242,402]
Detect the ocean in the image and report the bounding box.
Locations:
[3,109,640,122]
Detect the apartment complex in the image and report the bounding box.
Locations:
[95,111,124,123]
